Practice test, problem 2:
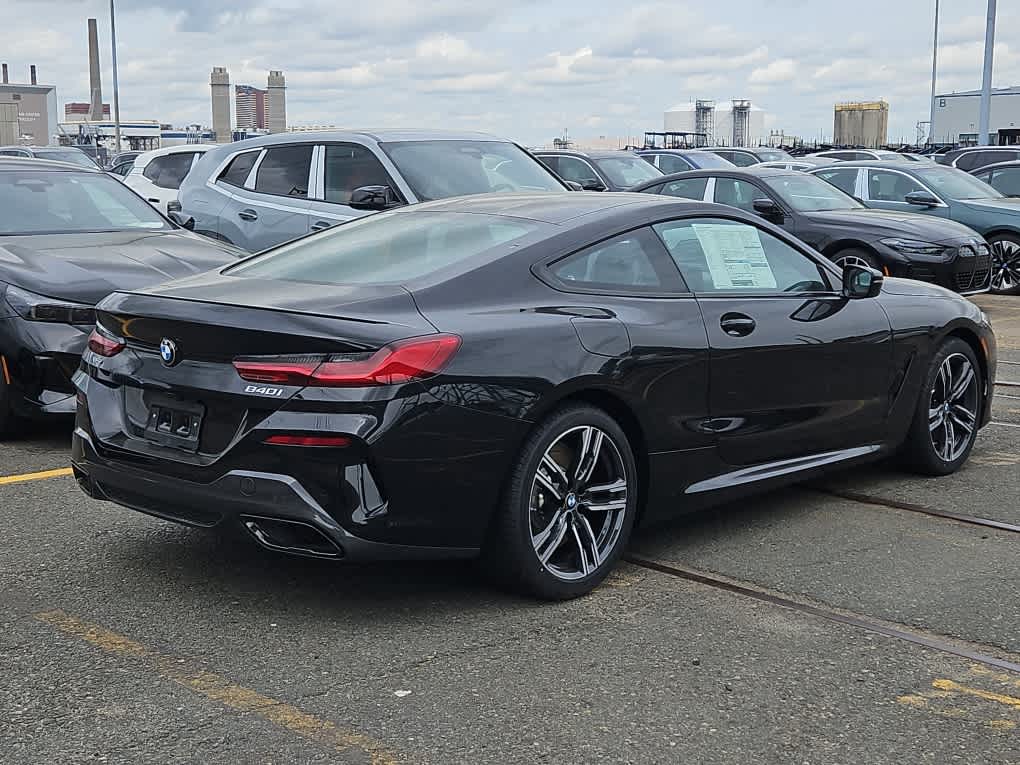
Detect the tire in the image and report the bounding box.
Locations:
[831,247,880,271]
[987,233,1020,295]
[484,404,638,600]
[900,337,982,476]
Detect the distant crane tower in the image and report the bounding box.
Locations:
[695,100,715,147]
[732,99,751,147]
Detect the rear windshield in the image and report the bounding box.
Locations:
[0,170,171,234]
[35,149,99,168]
[685,151,734,169]
[380,140,566,201]
[592,155,662,188]
[227,210,545,285]
[755,149,792,162]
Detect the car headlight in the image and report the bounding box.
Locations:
[3,284,96,324]
[880,238,947,256]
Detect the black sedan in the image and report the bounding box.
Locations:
[72,193,995,599]
[629,167,992,294]
[0,158,241,436]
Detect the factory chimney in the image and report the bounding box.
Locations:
[30,65,37,85]
[87,18,103,120]
[2,64,8,84]
[266,70,286,134]
[210,67,231,143]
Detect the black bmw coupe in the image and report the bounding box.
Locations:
[0,158,241,436]
[72,193,996,599]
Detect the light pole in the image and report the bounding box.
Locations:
[978,0,997,146]
[927,0,939,146]
[110,0,122,152]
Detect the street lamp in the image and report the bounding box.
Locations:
[110,0,122,152]
[927,0,939,146]
[978,0,997,146]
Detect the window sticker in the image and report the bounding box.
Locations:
[691,223,777,289]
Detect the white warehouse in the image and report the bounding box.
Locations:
[932,87,1020,145]
[664,100,767,147]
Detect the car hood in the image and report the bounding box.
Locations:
[0,230,241,305]
[879,275,959,298]
[956,197,1020,217]
[803,208,979,243]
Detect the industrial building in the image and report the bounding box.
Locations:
[663,100,767,147]
[235,84,266,130]
[64,102,110,121]
[833,101,888,148]
[0,64,58,145]
[931,87,1020,146]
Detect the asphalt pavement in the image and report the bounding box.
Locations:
[2,295,1018,764]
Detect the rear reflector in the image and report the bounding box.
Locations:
[264,434,352,447]
[87,328,125,357]
[234,334,460,388]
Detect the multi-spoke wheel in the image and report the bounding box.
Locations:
[988,234,1020,295]
[901,338,982,476]
[832,248,879,272]
[485,404,637,599]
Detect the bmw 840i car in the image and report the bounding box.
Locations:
[0,158,242,436]
[72,193,996,599]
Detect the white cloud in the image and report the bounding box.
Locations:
[750,59,796,85]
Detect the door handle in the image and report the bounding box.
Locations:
[238,209,259,221]
[720,313,756,337]
[310,220,333,232]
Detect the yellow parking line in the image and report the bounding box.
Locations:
[0,467,74,486]
[933,678,1020,709]
[35,610,398,765]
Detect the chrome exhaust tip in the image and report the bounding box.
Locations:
[240,515,343,559]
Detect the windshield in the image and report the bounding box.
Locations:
[762,173,864,212]
[0,170,171,234]
[36,149,99,169]
[755,149,792,162]
[592,155,662,188]
[685,151,734,169]
[228,211,545,285]
[380,140,566,201]
[913,166,1002,200]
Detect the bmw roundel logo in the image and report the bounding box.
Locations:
[159,337,179,367]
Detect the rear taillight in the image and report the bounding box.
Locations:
[87,327,125,357]
[233,334,460,388]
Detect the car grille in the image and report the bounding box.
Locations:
[907,264,938,283]
[954,245,992,292]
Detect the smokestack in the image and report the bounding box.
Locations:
[266,70,286,134]
[87,18,103,120]
[2,64,8,84]
[30,65,37,85]
[210,67,231,143]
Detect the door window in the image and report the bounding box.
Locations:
[727,152,759,167]
[548,228,679,293]
[218,150,260,188]
[653,218,831,294]
[867,170,924,202]
[813,167,859,196]
[322,144,397,204]
[990,167,1020,197]
[656,154,693,174]
[254,145,313,197]
[554,156,603,187]
[142,153,197,189]
[659,177,708,200]
[713,178,761,212]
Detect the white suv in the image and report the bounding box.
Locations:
[125,145,215,214]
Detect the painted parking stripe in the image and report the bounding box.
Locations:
[0,467,74,486]
[990,421,1020,429]
[35,610,398,765]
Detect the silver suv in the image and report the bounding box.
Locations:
[178,129,570,251]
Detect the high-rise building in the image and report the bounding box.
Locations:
[210,67,230,143]
[266,70,286,134]
[235,84,266,130]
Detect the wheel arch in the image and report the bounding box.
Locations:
[943,326,990,403]
[982,227,1020,242]
[822,239,882,261]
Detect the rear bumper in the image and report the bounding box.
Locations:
[72,427,480,561]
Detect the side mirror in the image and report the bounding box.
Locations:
[905,190,940,207]
[841,264,884,299]
[168,211,195,230]
[579,178,607,192]
[565,180,584,191]
[350,185,398,210]
[752,197,783,220]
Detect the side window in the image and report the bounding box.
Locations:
[639,154,658,168]
[867,170,924,202]
[713,178,761,212]
[254,145,312,197]
[144,152,196,189]
[653,218,831,294]
[728,152,758,167]
[955,152,984,171]
[142,157,165,182]
[555,156,601,186]
[658,154,693,174]
[535,155,558,174]
[218,150,260,188]
[322,144,396,204]
[0,149,27,156]
[990,168,1020,197]
[548,228,677,293]
[659,177,708,200]
[712,151,734,163]
[814,168,858,196]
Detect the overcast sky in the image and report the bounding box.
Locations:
[6,0,1020,146]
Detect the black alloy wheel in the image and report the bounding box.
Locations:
[486,404,638,600]
[901,338,982,476]
[832,247,880,271]
[987,233,1020,295]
